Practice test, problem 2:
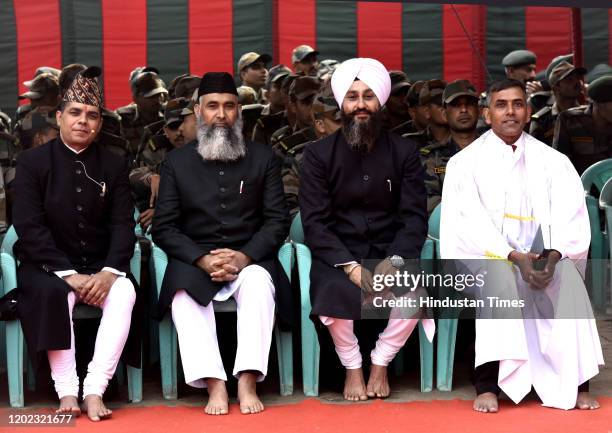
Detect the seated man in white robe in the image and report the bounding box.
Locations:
[440,79,604,413]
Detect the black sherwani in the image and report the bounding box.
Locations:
[152,140,292,326]
[299,130,428,319]
[12,138,140,367]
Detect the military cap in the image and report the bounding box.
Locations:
[544,54,573,84]
[266,64,292,89]
[167,73,189,98]
[389,70,412,95]
[20,108,58,133]
[317,59,339,80]
[181,91,197,116]
[312,80,340,121]
[163,98,189,127]
[586,64,612,84]
[548,61,586,87]
[587,75,612,103]
[443,79,478,105]
[289,76,321,101]
[237,85,258,105]
[133,72,168,98]
[129,66,160,84]
[174,75,201,99]
[406,80,425,107]
[292,45,319,63]
[502,50,537,67]
[281,74,298,96]
[23,66,61,88]
[19,73,59,100]
[419,79,447,106]
[238,52,272,72]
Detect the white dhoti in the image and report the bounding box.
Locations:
[47,276,136,398]
[170,264,276,388]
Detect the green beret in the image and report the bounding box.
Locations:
[502,50,537,67]
[588,76,612,103]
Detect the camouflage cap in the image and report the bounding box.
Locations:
[19,73,59,100]
[389,70,411,95]
[281,74,298,96]
[20,108,58,133]
[406,80,425,107]
[502,50,537,67]
[163,97,189,127]
[544,54,573,84]
[312,80,340,121]
[237,85,258,105]
[548,61,586,87]
[588,75,612,103]
[289,76,321,101]
[174,75,201,99]
[317,59,339,80]
[129,66,160,84]
[133,72,168,98]
[23,66,61,88]
[292,45,319,63]
[419,79,447,106]
[237,52,272,72]
[443,79,478,105]
[266,64,292,89]
[585,63,612,84]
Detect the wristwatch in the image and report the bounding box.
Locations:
[388,255,405,268]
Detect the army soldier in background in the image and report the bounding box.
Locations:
[283,80,341,216]
[381,71,414,135]
[405,81,429,134]
[530,61,586,146]
[292,45,319,76]
[553,76,612,175]
[586,64,612,85]
[420,80,479,214]
[117,70,168,161]
[252,65,292,145]
[503,49,542,95]
[267,75,299,145]
[237,52,271,104]
[317,59,339,81]
[270,76,320,158]
[19,109,59,149]
[405,80,449,148]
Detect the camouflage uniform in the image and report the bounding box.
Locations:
[271,125,317,158]
[419,137,461,214]
[116,103,164,163]
[402,127,435,149]
[98,109,129,158]
[553,104,612,175]
[390,119,417,136]
[252,109,288,145]
[529,103,559,145]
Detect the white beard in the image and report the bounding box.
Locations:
[196,115,246,162]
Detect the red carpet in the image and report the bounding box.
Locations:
[3,398,612,433]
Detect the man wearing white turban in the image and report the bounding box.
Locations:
[299,58,435,401]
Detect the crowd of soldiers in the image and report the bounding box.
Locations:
[0,44,611,238]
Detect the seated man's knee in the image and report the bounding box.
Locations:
[109,277,137,306]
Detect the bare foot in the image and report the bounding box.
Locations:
[344,368,368,402]
[83,394,112,422]
[576,392,600,410]
[56,396,81,417]
[205,378,229,415]
[366,365,390,398]
[473,392,498,413]
[237,372,264,414]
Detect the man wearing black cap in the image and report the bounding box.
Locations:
[530,61,586,146]
[381,71,414,135]
[421,79,479,214]
[292,45,319,76]
[116,71,168,160]
[12,67,138,422]
[252,65,292,145]
[553,75,612,174]
[405,80,449,149]
[152,72,290,416]
[404,81,429,138]
[237,52,272,103]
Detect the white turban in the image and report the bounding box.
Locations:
[330,58,391,109]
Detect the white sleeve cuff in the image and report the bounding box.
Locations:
[334,260,358,268]
[102,267,127,277]
[55,270,77,279]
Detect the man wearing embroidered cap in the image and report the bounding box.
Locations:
[300,58,434,402]
[13,66,139,422]
[153,72,290,416]
[441,78,603,413]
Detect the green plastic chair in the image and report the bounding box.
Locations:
[581,158,612,308]
[0,226,143,407]
[599,178,612,310]
[150,239,294,399]
[291,212,434,396]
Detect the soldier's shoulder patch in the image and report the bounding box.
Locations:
[420,148,431,155]
[434,166,446,174]
[532,106,551,120]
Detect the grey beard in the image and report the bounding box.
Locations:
[196,116,246,162]
[341,110,382,153]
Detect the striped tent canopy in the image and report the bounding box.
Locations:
[0,1,611,112]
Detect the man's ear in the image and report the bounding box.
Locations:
[55,109,62,124]
[194,104,201,120]
[483,107,492,126]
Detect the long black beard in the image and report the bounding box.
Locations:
[340,109,382,154]
[196,116,246,162]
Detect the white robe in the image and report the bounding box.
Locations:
[440,130,604,410]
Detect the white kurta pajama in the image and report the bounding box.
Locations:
[440,130,604,410]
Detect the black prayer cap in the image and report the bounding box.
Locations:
[197,72,238,97]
